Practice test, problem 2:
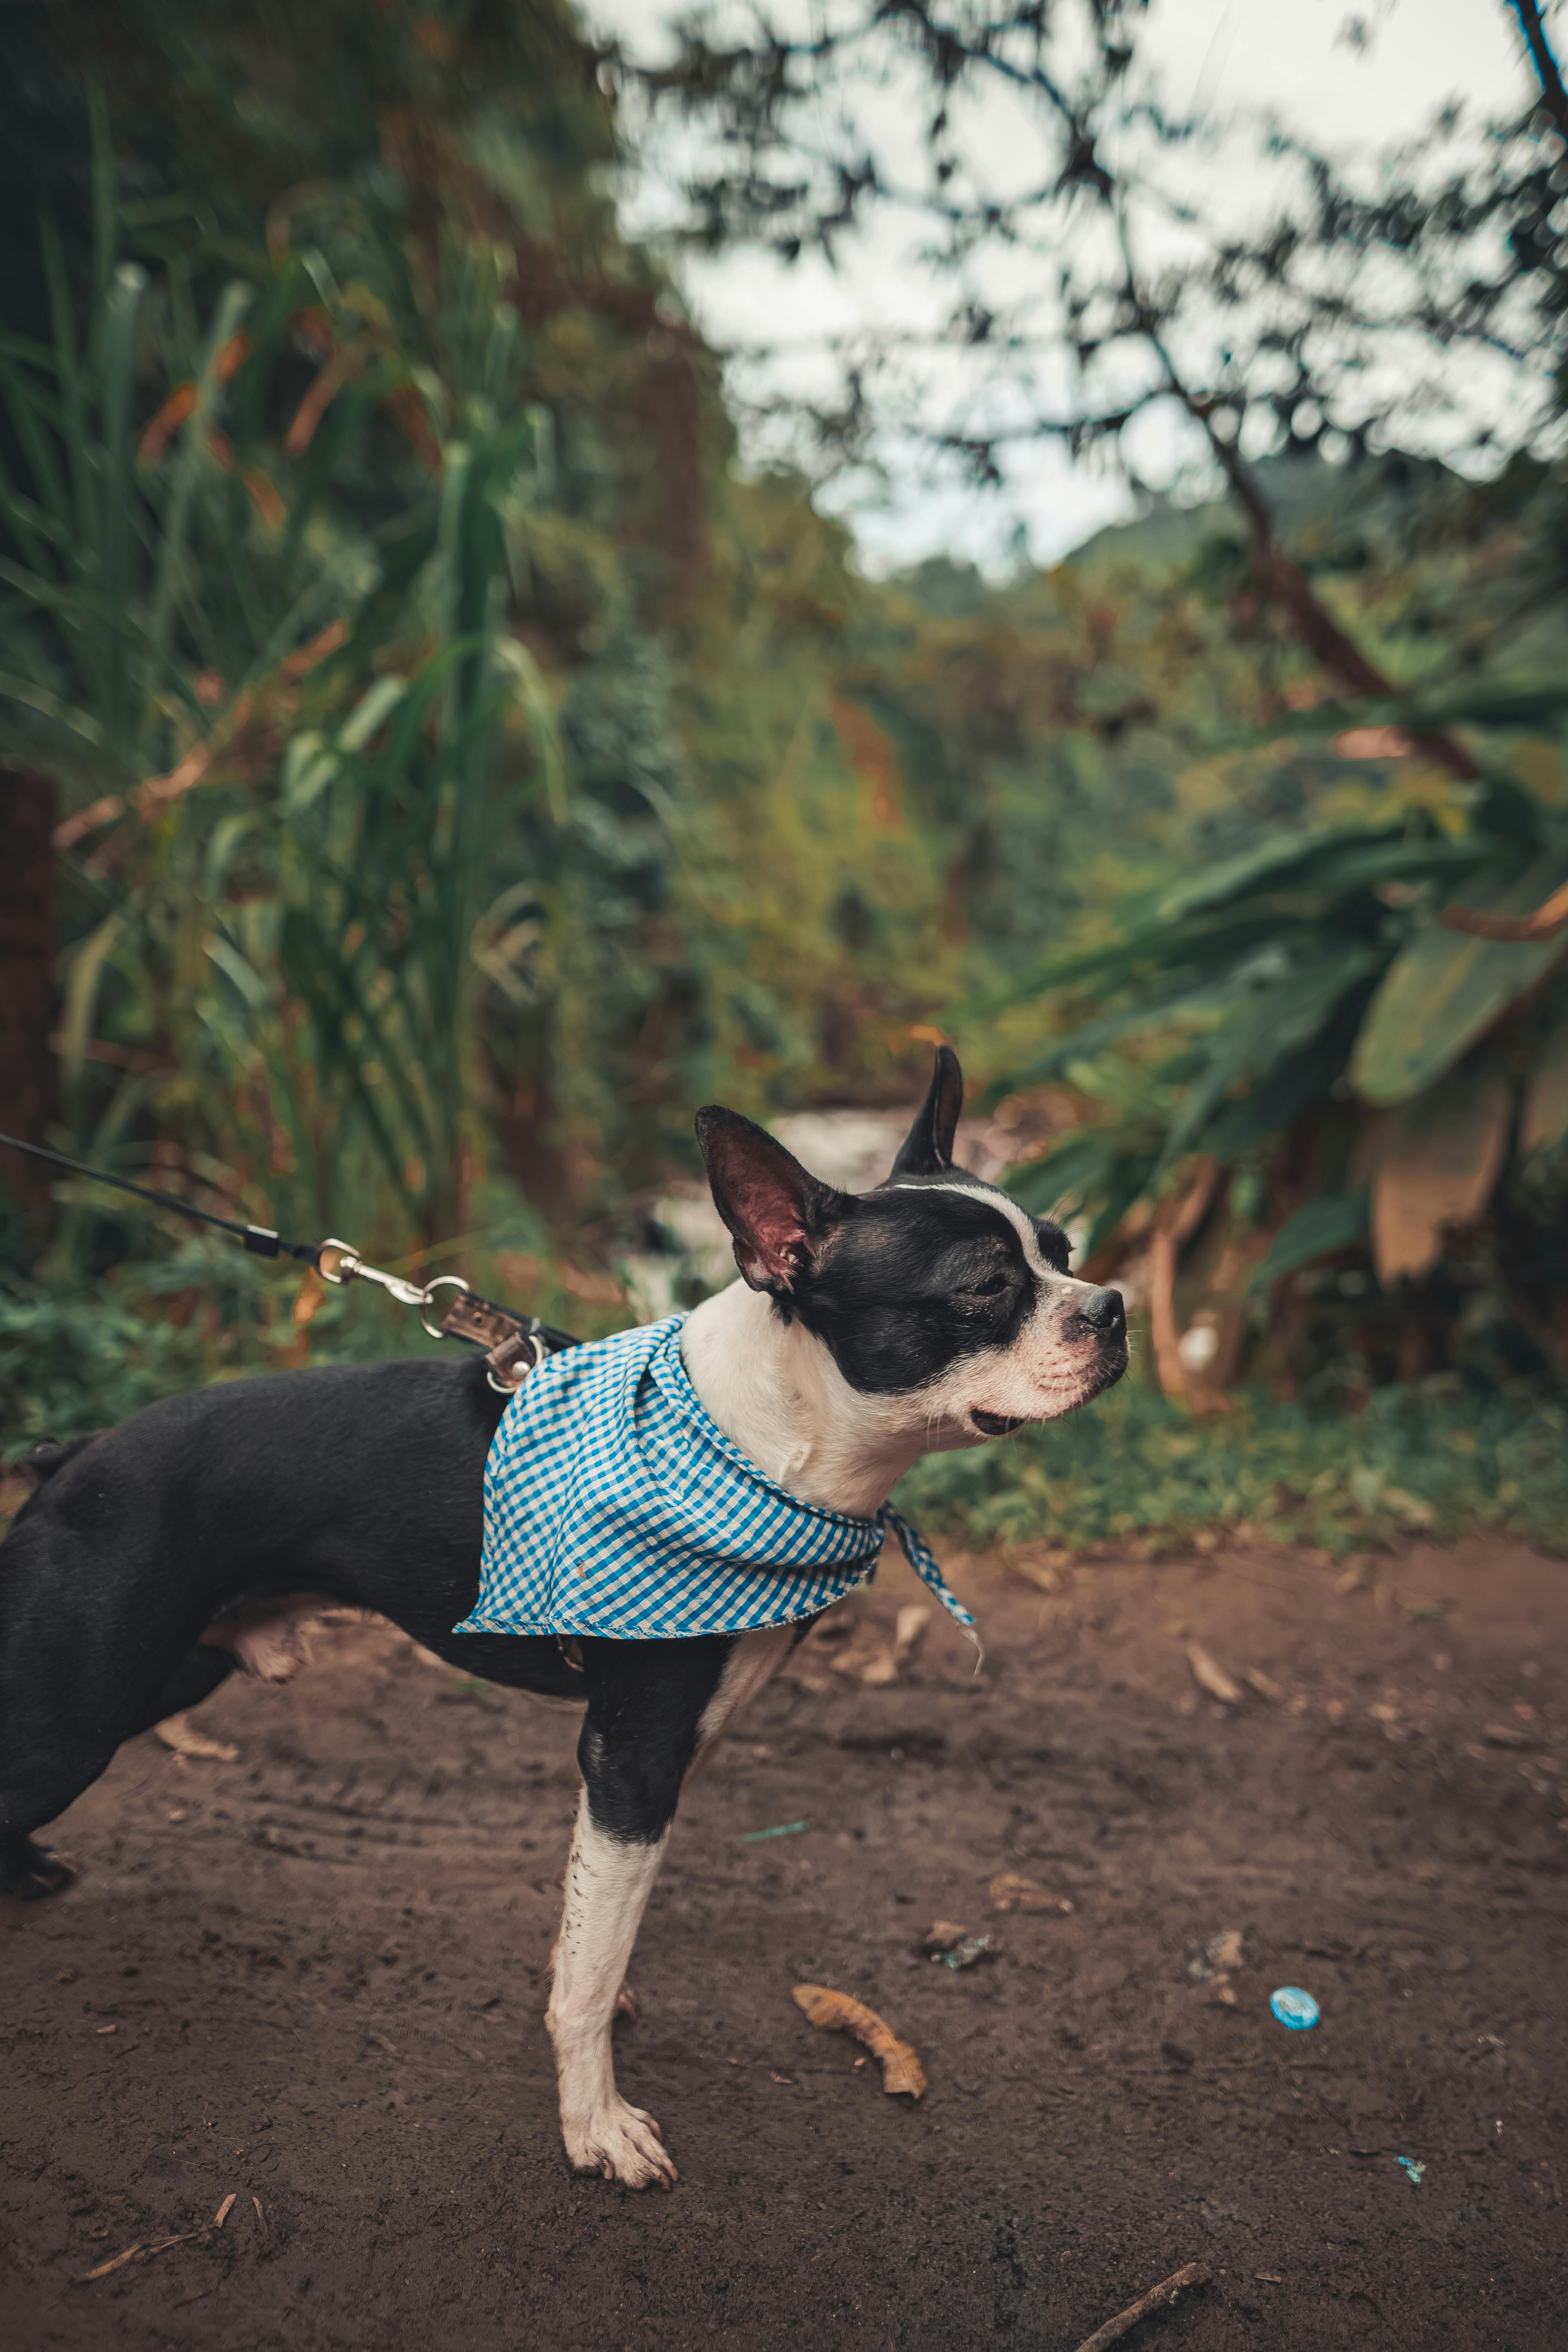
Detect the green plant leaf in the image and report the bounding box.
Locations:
[1160,940,1383,1163]
[1006,1132,1123,1217]
[1139,823,1405,926]
[58,910,123,1098]
[977,913,1287,1017]
[1351,846,1568,1107]
[1249,1190,1370,1290]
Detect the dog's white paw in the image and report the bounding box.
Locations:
[563,2099,677,2189]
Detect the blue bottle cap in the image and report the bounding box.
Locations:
[1270,1985,1320,2031]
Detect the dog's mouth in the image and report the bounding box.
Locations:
[970,1345,1129,1439]
[971,1409,1026,1438]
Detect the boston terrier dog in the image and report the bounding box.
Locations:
[0,1049,1126,2187]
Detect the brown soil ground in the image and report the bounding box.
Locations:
[2,1534,1565,2352]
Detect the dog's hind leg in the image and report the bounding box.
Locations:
[0,1644,237,1900]
[0,1829,79,1900]
[686,1621,800,1779]
[125,1645,236,1738]
[0,1494,236,1899]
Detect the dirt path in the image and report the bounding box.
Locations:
[3,1535,1564,2350]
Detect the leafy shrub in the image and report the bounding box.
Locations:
[896,1367,1568,1558]
[0,1238,421,1458]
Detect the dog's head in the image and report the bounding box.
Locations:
[694,1047,1127,1442]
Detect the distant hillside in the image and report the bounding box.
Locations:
[1061,448,1461,581]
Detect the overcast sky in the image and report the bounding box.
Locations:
[590,0,1541,570]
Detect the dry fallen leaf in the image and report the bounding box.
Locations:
[1009,1559,1060,1595]
[988,1871,1071,1915]
[923,1919,967,1954]
[213,2194,236,2229]
[792,1984,926,2098]
[154,1713,239,1764]
[1186,1642,1242,1706]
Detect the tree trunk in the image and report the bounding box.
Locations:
[0,761,58,1223]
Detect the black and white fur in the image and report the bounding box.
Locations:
[0,1050,1125,2187]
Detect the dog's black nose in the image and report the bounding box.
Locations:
[1072,1285,1125,1337]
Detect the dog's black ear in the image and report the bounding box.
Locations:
[695,1108,848,1296]
[888,1045,964,1180]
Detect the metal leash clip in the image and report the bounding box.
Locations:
[317,1238,544,1393]
[316,1238,457,1313]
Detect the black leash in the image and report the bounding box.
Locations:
[0,1129,579,1385]
[0,1129,321,1265]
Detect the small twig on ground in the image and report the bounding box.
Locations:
[1070,2260,1213,2352]
[74,2195,239,2284]
[1187,1643,1241,1706]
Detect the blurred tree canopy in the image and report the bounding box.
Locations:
[603,0,1568,1393]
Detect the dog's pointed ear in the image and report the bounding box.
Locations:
[695,1108,848,1296]
[888,1045,964,1180]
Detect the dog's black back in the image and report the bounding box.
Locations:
[1,1354,749,1891]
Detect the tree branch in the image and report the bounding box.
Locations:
[1508,0,1568,147]
[1194,411,1481,781]
[1114,212,1483,783]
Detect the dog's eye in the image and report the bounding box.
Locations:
[967,1270,1012,1299]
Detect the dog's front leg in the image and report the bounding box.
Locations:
[546,1633,736,2189]
[548,1789,675,2187]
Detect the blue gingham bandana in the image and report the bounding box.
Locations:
[451,1315,976,1644]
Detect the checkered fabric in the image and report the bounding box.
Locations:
[452,1314,976,1644]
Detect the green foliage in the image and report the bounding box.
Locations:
[996,778,1568,1317]
[6,0,1568,1507]
[1,203,562,1255]
[0,1235,419,1455]
[896,1376,1568,1559]
[1351,844,1568,1104]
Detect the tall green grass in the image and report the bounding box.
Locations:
[2,157,563,1265]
